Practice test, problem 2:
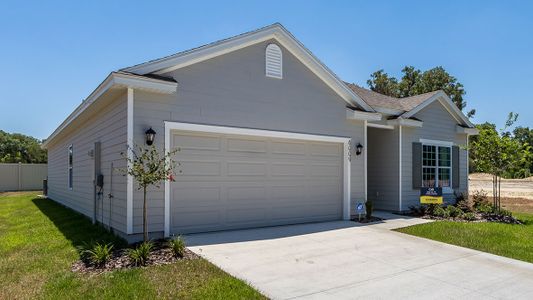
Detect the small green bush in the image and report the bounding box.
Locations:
[472,190,489,208]
[127,241,153,266]
[432,206,448,218]
[476,202,494,214]
[365,201,373,219]
[169,236,186,257]
[463,212,477,221]
[455,192,473,212]
[82,242,114,267]
[498,209,513,217]
[446,205,464,218]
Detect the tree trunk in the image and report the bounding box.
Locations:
[143,185,147,242]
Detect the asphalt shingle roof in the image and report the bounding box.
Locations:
[345,83,440,113]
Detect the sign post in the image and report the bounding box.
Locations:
[420,187,443,204]
[355,202,365,221]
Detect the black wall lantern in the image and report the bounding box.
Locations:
[355,143,363,156]
[145,127,156,146]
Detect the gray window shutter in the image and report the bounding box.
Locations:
[412,142,422,189]
[452,146,460,188]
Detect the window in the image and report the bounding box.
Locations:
[68,145,73,189]
[265,43,282,79]
[422,144,451,190]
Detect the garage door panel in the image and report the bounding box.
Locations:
[170,131,343,234]
[173,134,221,152]
[179,160,221,176]
[271,141,307,155]
[271,163,306,176]
[227,138,268,153]
[227,161,267,176]
[227,186,267,203]
[172,186,221,208]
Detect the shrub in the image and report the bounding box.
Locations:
[409,205,428,216]
[455,192,473,212]
[127,241,153,266]
[472,190,489,208]
[476,202,494,214]
[446,205,464,218]
[365,201,373,219]
[82,242,114,267]
[462,212,477,221]
[432,206,448,218]
[169,236,186,257]
[498,209,513,217]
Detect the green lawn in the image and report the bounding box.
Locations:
[0,192,265,299]
[396,212,533,263]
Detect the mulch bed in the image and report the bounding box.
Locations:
[418,212,522,225]
[351,216,384,223]
[72,239,199,275]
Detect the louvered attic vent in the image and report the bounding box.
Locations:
[265,43,282,79]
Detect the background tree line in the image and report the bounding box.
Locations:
[367,66,532,179]
[0,130,47,163]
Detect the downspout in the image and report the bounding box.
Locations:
[398,125,402,212]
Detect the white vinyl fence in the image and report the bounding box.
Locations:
[0,163,47,191]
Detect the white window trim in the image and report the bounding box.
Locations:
[420,139,453,194]
[163,121,352,237]
[68,144,73,190]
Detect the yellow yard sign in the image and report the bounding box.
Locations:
[420,187,443,204]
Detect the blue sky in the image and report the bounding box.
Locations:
[1,0,532,140]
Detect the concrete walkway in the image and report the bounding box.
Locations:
[186,212,533,299]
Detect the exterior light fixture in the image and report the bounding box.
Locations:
[145,127,156,146]
[356,143,363,156]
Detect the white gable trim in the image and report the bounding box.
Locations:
[346,108,382,121]
[401,91,474,128]
[122,23,374,112]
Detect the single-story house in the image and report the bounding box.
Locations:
[43,23,478,242]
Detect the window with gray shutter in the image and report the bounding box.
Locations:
[412,142,422,189]
[452,146,460,188]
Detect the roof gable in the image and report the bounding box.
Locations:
[121,23,374,112]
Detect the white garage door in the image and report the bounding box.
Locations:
[170,130,344,234]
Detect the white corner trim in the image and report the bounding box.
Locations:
[123,24,374,112]
[364,120,368,202]
[367,123,395,130]
[163,122,352,237]
[419,139,454,147]
[42,72,177,148]
[457,125,479,135]
[126,88,134,234]
[398,125,402,211]
[387,118,423,128]
[346,109,382,121]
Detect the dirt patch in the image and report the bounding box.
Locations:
[500,197,533,214]
[469,173,533,200]
[72,240,199,275]
[0,191,41,197]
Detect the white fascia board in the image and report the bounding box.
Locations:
[419,139,454,147]
[123,24,374,112]
[402,91,474,128]
[457,125,479,135]
[42,72,177,148]
[373,106,405,115]
[367,123,395,130]
[346,109,382,121]
[387,118,423,128]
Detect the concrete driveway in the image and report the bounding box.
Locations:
[186,212,533,299]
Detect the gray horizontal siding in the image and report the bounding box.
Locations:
[401,101,469,210]
[367,127,399,211]
[132,39,367,233]
[46,92,128,233]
